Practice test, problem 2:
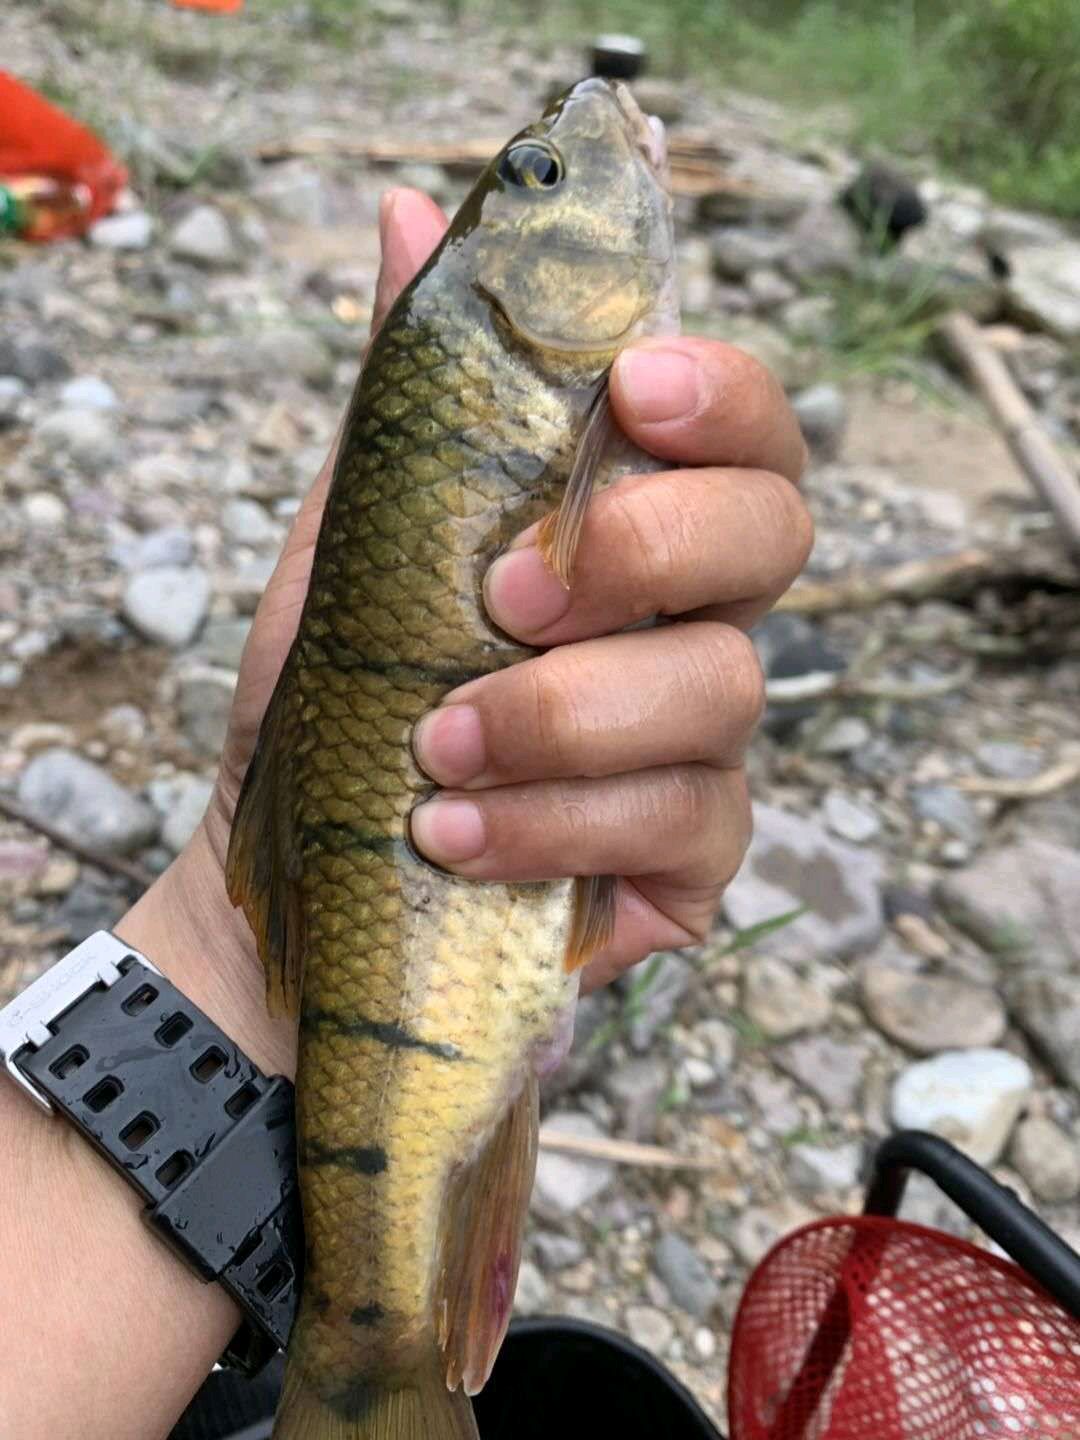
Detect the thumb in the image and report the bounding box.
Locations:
[371,187,449,335]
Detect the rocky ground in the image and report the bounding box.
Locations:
[4,2,1080,1427]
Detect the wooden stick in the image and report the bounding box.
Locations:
[766,661,974,705]
[939,311,1080,557]
[536,1128,721,1171]
[0,794,154,890]
[775,550,995,615]
[953,753,1080,798]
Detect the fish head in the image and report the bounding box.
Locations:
[448,78,674,364]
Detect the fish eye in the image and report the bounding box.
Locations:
[498,141,564,191]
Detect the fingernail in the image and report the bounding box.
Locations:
[413,705,485,785]
[616,346,701,424]
[484,546,572,634]
[410,798,486,866]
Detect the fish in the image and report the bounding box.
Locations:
[225,77,676,1440]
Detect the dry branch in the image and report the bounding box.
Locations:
[939,311,1080,558]
[766,661,974,706]
[775,550,995,615]
[536,1128,720,1171]
[0,793,154,890]
[953,752,1080,799]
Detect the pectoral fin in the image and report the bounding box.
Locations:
[224,663,305,1019]
[536,380,613,588]
[436,1074,539,1395]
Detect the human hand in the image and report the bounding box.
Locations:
[120,185,810,1073]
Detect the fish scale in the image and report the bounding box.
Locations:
[225,76,674,1440]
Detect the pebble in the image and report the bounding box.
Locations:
[169,204,237,268]
[531,1112,616,1221]
[783,203,861,280]
[221,496,280,547]
[603,1056,670,1142]
[724,803,884,962]
[815,715,872,756]
[742,956,832,1039]
[0,375,27,425]
[822,790,880,844]
[975,741,1043,781]
[789,1140,863,1194]
[89,210,154,250]
[891,1048,1033,1164]
[17,747,158,857]
[940,839,1080,971]
[122,566,211,647]
[251,327,335,389]
[157,773,214,853]
[193,616,253,671]
[624,951,694,1053]
[710,227,791,279]
[774,1034,866,1112]
[1008,971,1080,1090]
[911,784,982,845]
[0,339,71,385]
[729,1197,817,1268]
[746,266,797,311]
[59,375,119,411]
[692,1327,717,1362]
[52,877,128,944]
[624,1305,675,1356]
[130,454,197,489]
[859,959,1006,1053]
[21,491,67,529]
[175,666,236,756]
[1008,1116,1080,1203]
[34,408,118,473]
[653,1233,720,1319]
[512,1260,550,1317]
[791,383,848,458]
[100,704,149,748]
[532,1232,586,1273]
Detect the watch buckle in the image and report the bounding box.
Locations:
[0,931,160,1113]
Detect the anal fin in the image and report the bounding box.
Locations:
[436,1074,539,1396]
[224,663,305,1019]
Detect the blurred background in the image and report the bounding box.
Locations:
[3,2,1080,1426]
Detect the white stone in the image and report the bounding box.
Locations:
[1009,1117,1080,1204]
[158,774,214,854]
[222,497,279,547]
[169,204,236,268]
[624,1305,675,1355]
[531,1112,615,1221]
[89,211,154,250]
[17,748,157,857]
[822,790,880,844]
[122,566,210,648]
[789,1140,863,1194]
[35,408,118,472]
[743,956,832,1039]
[512,1259,550,1317]
[59,375,118,411]
[891,1049,1033,1164]
[21,491,66,528]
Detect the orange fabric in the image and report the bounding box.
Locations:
[171,0,245,11]
[0,71,126,234]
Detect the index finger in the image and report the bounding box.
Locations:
[610,335,808,484]
[371,187,449,334]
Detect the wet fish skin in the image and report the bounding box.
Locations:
[226,77,673,1440]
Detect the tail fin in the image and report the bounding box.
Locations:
[272,1354,479,1440]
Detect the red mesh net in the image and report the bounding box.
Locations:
[728,1216,1080,1440]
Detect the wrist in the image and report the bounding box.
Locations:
[115,816,296,1079]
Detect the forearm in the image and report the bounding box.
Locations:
[0,827,292,1440]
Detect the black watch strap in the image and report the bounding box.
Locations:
[0,932,302,1374]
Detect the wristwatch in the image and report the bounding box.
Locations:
[0,931,302,1374]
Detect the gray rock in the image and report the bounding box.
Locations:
[624,1305,674,1355]
[99,704,148,748]
[1009,1117,1080,1203]
[723,803,884,961]
[533,1232,585,1272]
[911,785,982,844]
[122,566,210,648]
[157,774,214,853]
[891,1048,1033,1164]
[624,951,694,1052]
[130,453,197,488]
[176,666,236,756]
[859,960,1006,1053]
[222,497,279,547]
[513,1260,549,1317]
[531,1113,615,1221]
[252,163,331,225]
[791,383,848,458]
[939,839,1080,970]
[653,1233,720,1319]
[783,204,861,281]
[52,878,128,945]
[603,1056,669,1141]
[252,328,334,389]
[746,266,797,311]
[975,741,1043,780]
[789,1140,862,1194]
[135,527,196,571]
[822,790,880,844]
[0,339,70,385]
[815,716,872,756]
[0,375,27,425]
[1006,241,1080,340]
[22,491,66,529]
[193,616,253,671]
[780,295,836,342]
[711,227,791,279]
[1008,971,1080,1090]
[59,375,118,411]
[729,1197,817,1268]
[169,204,237,268]
[35,408,118,472]
[18,748,158,857]
[774,1034,866,1112]
[88,210,154,250]
[743,956,832,1039]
